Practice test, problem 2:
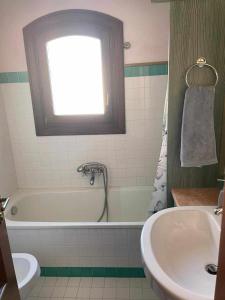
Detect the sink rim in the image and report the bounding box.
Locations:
[141,206,221,300]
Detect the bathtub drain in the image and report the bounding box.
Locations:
[205,264,217,275]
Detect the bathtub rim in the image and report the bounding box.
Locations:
[6,219,144,229]
[5,187,151,229]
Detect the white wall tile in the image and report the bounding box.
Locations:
[0,88,17,195]
[8,227,143,267]
[1,75,167,189]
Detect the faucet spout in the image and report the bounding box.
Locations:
[90,173,95,185]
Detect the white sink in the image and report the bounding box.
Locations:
[141,206,221,300]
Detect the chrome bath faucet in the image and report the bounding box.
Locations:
[77,162,106,186]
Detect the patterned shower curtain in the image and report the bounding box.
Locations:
[150,0,170,213]
[150,85,168,214]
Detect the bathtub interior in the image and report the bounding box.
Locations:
[6,187,151,223]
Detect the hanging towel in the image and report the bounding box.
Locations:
[180,86,218,167]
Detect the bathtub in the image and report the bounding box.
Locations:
[6,187,151,267]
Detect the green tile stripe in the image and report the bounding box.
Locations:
[124,63,168,77]
[0,72,28,83]
[0,63,168,84]
[41,267,145,278]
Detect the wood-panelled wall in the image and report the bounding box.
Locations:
[167,0,225,207]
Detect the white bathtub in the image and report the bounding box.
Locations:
[6,187,151,267]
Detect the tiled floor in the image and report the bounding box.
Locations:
[27,277,160,300]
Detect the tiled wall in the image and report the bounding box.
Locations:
[0,89,17,195]
[0,74,168,189]
[0,0,169,192]
[8,227,143,267]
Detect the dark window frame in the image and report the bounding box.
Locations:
[23,9,126,136]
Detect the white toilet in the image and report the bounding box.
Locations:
[12,253,40,299]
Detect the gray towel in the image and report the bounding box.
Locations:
[180,86,218,167]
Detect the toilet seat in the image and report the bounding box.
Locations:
[12,253,40,299]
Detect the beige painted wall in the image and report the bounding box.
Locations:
[0,0,169,72]
[0,91,17,195]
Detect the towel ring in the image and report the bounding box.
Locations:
[185,57,219,87]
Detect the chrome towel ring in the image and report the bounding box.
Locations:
[185,57,219,87]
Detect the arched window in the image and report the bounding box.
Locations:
[23,10,125,135]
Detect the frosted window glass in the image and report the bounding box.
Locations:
[46,36,105,115]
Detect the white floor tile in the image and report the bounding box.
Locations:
[130,287,143,299]
[29,285,42,297]
[92,277,105,287]
[64,286,78,298]
[142,288,157,299]
[43,277,58,286]
[68,277,81,287]
[77,287,91,298]
[27,276,160,300]
[80,277,93,287]
[56,277,69,286]
[52,286,66,298]
[115,287,129,299]
[39,286,54,297]
[90,287,104,298]
[142,278,151,289]
[115,278,130,288]
[103,287,116,299]
[35,277,45,287]
[104,278,116,287]
[129,278,143,288]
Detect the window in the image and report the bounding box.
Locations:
[47,36,105,116]
[23,10,125,135]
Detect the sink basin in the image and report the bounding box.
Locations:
[141,206,221,300]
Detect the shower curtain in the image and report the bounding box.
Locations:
[150,86,168,213]
[150,0,170,213]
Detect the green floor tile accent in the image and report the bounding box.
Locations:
[0,63,168,84]
[40,267,145,278]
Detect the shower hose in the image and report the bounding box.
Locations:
[97,165,108,222]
